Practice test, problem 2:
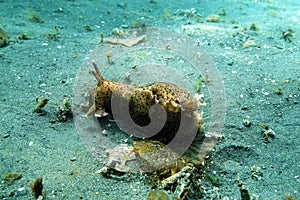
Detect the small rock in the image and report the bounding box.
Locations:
[243,117,251,127]
[243,39,256,48]
[70,157,77,162]
[206,14,220,22]
[263,129,275,139]
[28,141,33,146]
[17,187,25,192]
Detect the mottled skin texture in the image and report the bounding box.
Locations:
[86,61,203,143]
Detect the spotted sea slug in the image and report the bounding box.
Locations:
[86,61,204,143]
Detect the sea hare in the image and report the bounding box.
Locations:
[86,61,204,143]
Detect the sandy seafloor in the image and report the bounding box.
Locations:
[0,0,299,199]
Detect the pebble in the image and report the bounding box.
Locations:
[70,157,77,162]
[243,117,251,127]
[17,187,25,192]
[206,14,220,22]
[28,141,33,146]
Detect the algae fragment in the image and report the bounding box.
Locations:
[2,172,22,184]
[0,29,9,47]
[28,11,44,23]
[47,26,60,41]
[29,177,43,199]
[250,23,259,31]
[148,190,170,200]
[281,27,294,42]
[205,172,220,186]
[33,97,49,114]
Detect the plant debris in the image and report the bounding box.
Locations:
[28,177,43,199]
[47,26,60,41]
[57,97,73,122]
[281,27,294,42]
[104,35,146,47]
[102,144,135,174]
[33,97,49,114]
[0,28,10,47]
[2,172,22,184]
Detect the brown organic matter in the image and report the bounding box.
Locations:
[29,177,43,199]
